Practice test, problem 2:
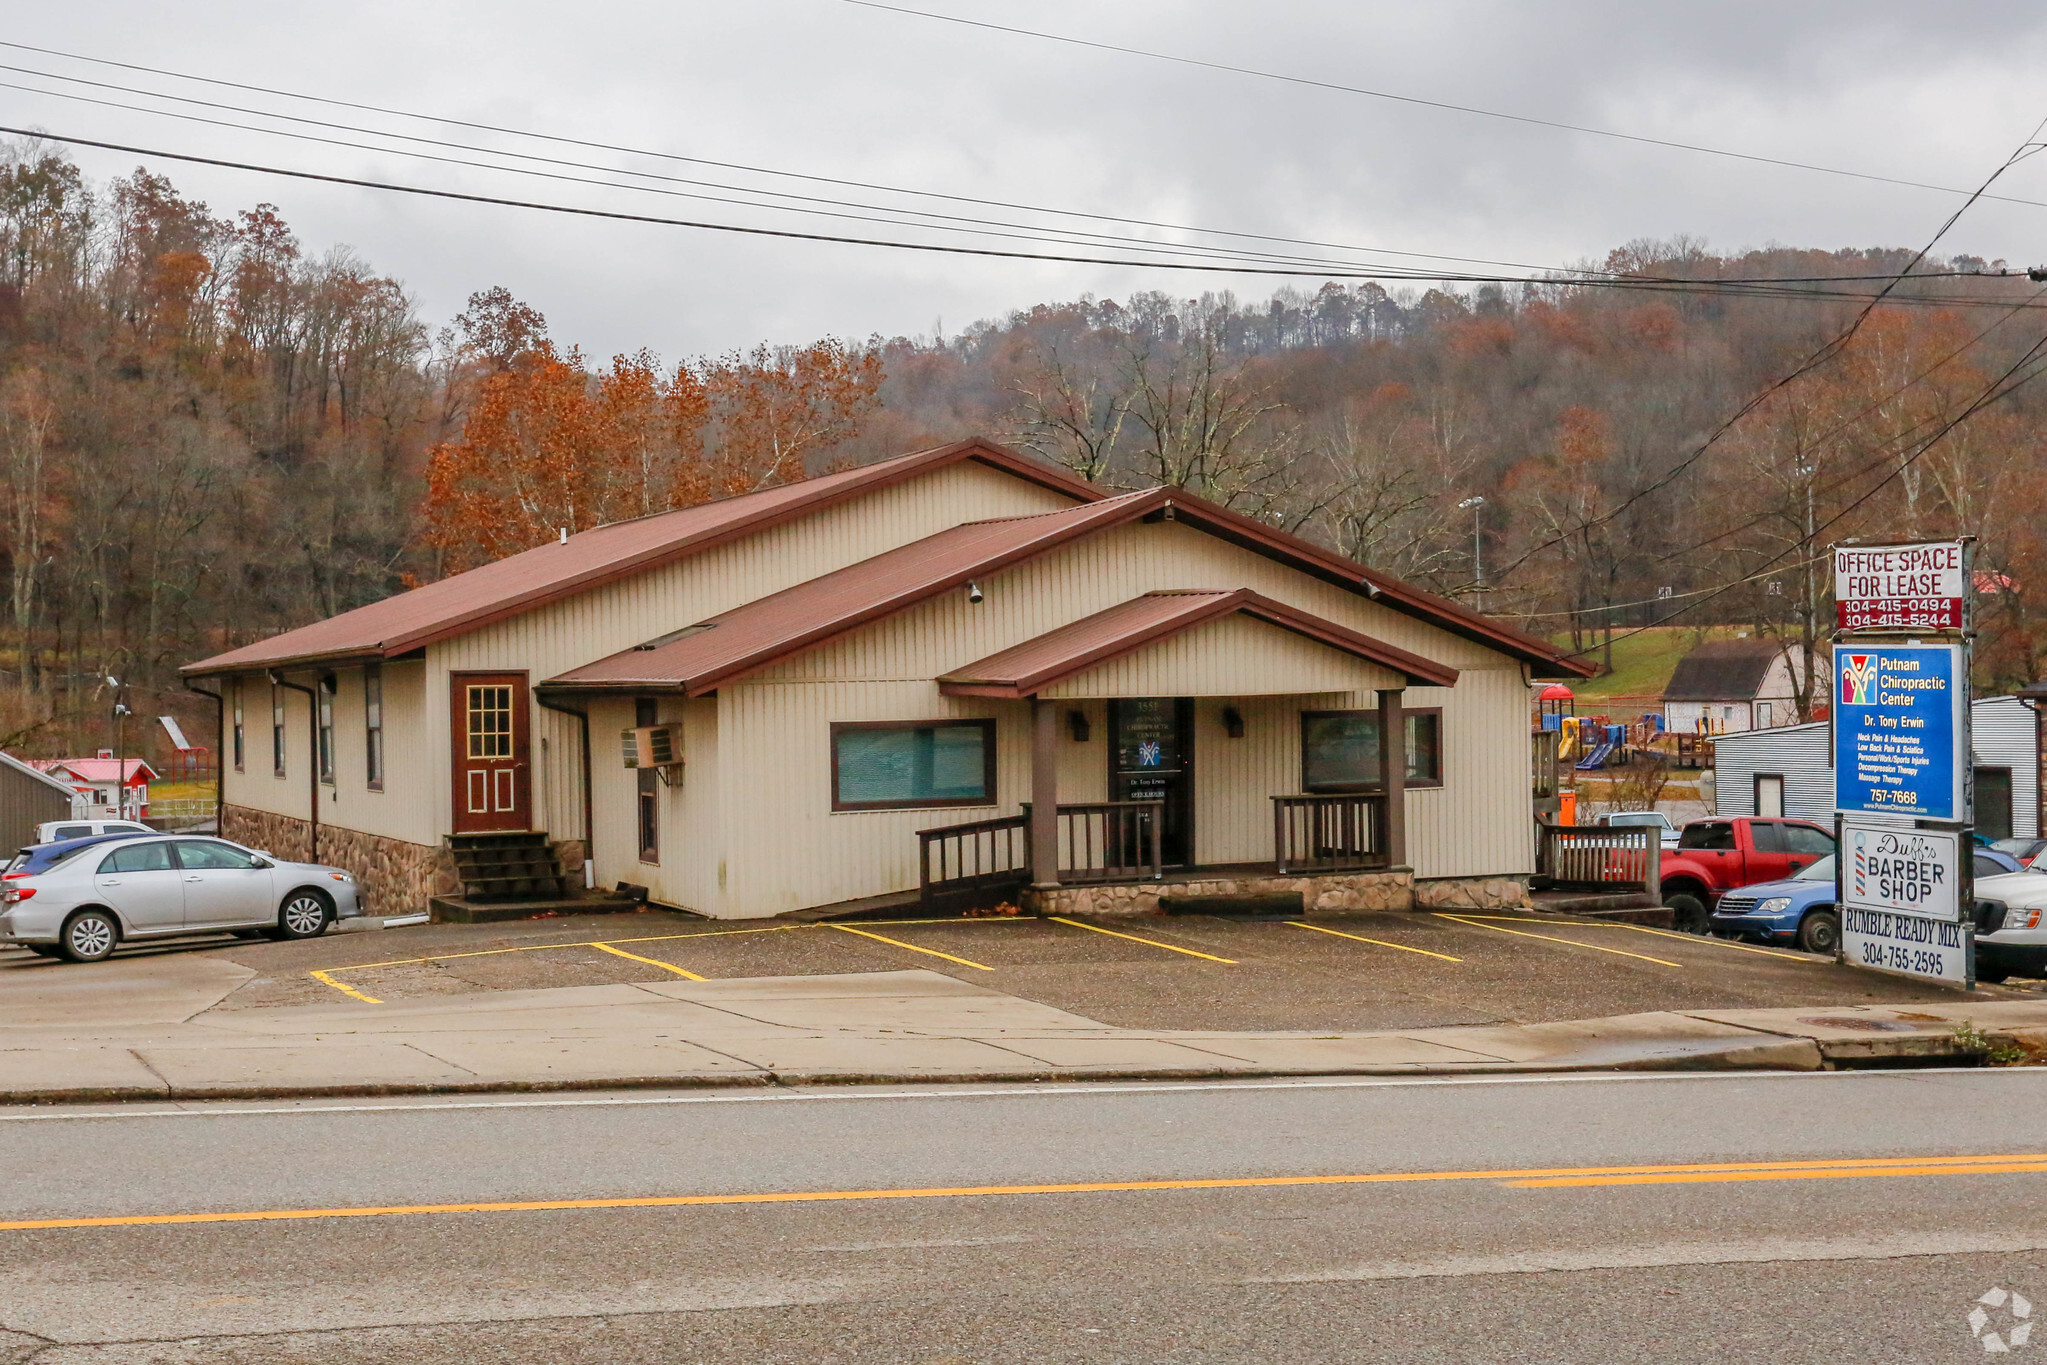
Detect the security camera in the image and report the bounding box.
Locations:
[966,581,985,605]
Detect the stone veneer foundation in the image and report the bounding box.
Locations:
[220,806,456,919]
[1022,869,1529,918]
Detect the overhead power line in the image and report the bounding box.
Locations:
[0,42,2037,300]
[12,121,2046,308]
[842,0,2047,214]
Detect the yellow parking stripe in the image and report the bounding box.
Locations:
[311,923,805,975]
[827,924,994,970]
[1285,921,1462,962]
[1456,915,1816,964]
[1431,913,1681,968]
[590,942,706,981]
[308,970,381,1004]
[1048,916,1236,963]
[11,1153,2041,1232]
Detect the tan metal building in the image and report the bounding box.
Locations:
[182,438,1593,919]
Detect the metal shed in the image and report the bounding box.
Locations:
[0,751,83,856]
[1712,695,2040,838]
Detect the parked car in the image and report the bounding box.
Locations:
[0,834,362,962]
[1661,816,1836,933]
[1596,810,1680,850]
[1709,849,2024,955]
[1971,872,2047,982]
[30,818,153,847]
[1991,837,2047,869]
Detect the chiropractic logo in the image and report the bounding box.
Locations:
[1970,1286,2033,1352]
[1841,652,1880,707]
[1137,740,1162,767]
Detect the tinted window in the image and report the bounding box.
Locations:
[106,823,151,834]
[1795,855,1836,882]
[1976,853,2010,879]
[175,841,263,870]
[832,721,994,809]
[1749,822,1786,854]
[101,842,174,874]
[1679,823,1736,851]
[53,826,92,840]
[1784,825,1835,856]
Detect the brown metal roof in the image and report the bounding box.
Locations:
[179,438,1101,676]
[541,487,1544,695]
[935,589,1459,697]
[543,493,1158,694]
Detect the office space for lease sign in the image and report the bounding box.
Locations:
[1834,542,1965,631]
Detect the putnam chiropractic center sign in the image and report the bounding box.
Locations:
[1832,643,1965,822]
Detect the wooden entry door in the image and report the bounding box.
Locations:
[451,673,531,832]
[1109,698,1194,866]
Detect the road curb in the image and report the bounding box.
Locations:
[0,1038,1834,1106]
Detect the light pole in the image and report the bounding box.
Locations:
[107,674,129,820]
[1458,496,1487,608]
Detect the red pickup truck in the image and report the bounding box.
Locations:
[1660,816,1836,932]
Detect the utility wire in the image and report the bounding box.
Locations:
[843,0,2047,214]
[2,42,2035,295]
[1547,323,2047,660]
[0,36,1775,284]
[13,121,2044,305]
[1477,113,2047,591]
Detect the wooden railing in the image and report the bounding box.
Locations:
[1049,801,1164,883]
[1533,824,1661,892]
[919,802,1165,907]
[1273,793,1387,874]
[917,813,1030,909]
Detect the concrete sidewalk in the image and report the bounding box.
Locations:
[2,966,2041,1102]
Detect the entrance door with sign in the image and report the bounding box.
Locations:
[451,672,531,832]
[1108,698,1193,867]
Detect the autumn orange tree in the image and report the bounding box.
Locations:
[421,299,881,571]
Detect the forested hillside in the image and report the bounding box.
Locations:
[4,140,2043,757]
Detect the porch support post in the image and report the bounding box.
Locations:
[1029,696,1060,889]
[1377,687,1407,870]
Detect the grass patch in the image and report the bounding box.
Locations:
[1549,626,1754,704]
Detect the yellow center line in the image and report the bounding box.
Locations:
[308,970,381,1004]
[1511,1161,2047,1188]
[589,942,706,981]
[1285,921,1462,963]
[1048,916,1236,963]
[1431,913,1681,968]
[826,924,994,970]
[12,1153,2042,1232]
[1455,915,1817,963]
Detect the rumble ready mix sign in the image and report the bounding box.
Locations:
[1834,542,1965,631]
[1832,642,1966,821]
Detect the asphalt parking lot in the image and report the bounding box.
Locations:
[140,904,1993,1032]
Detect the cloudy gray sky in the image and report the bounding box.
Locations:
[10,1,2047,360]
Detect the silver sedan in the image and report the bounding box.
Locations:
[0,835,364,962]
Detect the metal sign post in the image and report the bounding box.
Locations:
[1831,540,1974,988]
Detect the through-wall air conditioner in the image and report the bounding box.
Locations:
[622,725,685,784]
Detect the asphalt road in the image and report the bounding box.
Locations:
[5,1069,2047,1361]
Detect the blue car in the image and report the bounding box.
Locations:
[1710,849,2026,954]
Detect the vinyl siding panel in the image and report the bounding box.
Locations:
[1042,612,1403,698]
[731,520,1536,906]
[220,674,314,823]
[0,759,74,854]
[717,681,1028,917]
[427,462,1073,841]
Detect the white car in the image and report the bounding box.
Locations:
[1972,871,2047,983]
[1,834,364,962]
[32,818,154,845]
[1597,810,1681,850]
